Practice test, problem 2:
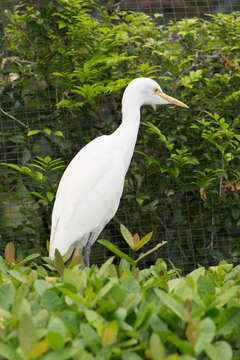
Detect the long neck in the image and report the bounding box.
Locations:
[112,99,141,174]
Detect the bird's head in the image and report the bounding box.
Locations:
[122,77,188,109]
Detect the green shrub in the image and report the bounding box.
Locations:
[0,0,240,268]
[0,248,240,359]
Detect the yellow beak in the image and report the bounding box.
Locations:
[155,89,189,109]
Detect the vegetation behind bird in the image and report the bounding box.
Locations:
[0,1,240,270]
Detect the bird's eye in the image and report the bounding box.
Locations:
[154,88,162,95]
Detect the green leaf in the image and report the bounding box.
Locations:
[43,127,52,135]
[0,283,15,310]
[95,278,117,302]
[0,162,22,172]
[34,279,52,297]
[27,130,41,136]
[218,307,240,336]
[194,318,216,354]
[40,347,83,360]
[12,283,28,317]
[167,334,195,356]
[16,253,40,266]
[80,323,101,354]
[155,288,185,321]
[41,289,62,311]
[63,268,86,290]
[197,275,215,296]
[98,239,136,265]
[46,332,64,350]
[48,317,66,340]
[54,249,65,276]
[108,285,126,306]
[0,343,22,360]
[135,302,156,331]
[97,256,115,278]
[214,286,240,307]
[53,130,64,137]
[136,241,167,263]
[120,224,134,249]
[57,285,89,307]
[150,333,165,360]
[205,341,232,360]
[18,313,37,354]
[121,278,140,293]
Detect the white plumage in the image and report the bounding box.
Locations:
[49,77,188,265]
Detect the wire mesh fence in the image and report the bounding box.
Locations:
[1,0,240,271]
[120,0,240,21]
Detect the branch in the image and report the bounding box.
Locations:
[0,106,27,128]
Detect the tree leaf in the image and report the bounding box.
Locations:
[18,313,37,354]
[133,232,153,251]
[53,131,64,137]
[101,321,118,347]
[46,332,64,350]
[27,340,49,359]
[54,249,65,276]
[0,343,22,360]
[27,130,41,136]
[136,241,166,263]
[16,253,40,266]
[98,239,136,265]
[80,323,101,354]
[43,127,52,135]
[150,333,165,360]
[0,283,15,310]
[155,288,186,321]
[41,289,62,312]
[214,286,240,308]
[135,302,155,331]
[120,224,134,249]
[96,256,115,278]
[197,275,215,296]
[205,341,232,360]
[194,318,216,354]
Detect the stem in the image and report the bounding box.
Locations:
[0,106,28,128]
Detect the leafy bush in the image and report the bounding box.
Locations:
[1,0,240,268]
[0,247,240,359]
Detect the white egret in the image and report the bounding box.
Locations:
[49,77,188,265]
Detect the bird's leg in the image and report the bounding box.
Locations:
[83,232,93,267]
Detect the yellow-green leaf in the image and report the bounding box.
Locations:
[150,333,165,360]
[27,340,49,359]
[53,130,64,138]
[120,224,134,249]
[101,321,118,347]
[27,130,41,136]
[43,127,51,135]
[133,232,153,251]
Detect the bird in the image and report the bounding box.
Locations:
[49,77,188,266]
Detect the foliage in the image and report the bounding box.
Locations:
[0,1,240,268]
[0,245,240,359]
[99,224,166,265]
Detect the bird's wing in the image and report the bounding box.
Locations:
[50,134,125,257]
